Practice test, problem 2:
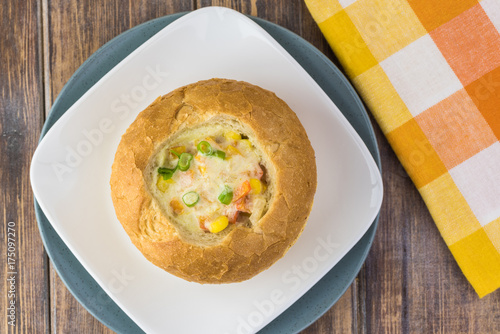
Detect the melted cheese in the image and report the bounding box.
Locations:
[152,125,267,233]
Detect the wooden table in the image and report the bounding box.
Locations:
[2,0,499,333]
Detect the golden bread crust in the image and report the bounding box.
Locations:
[110,79,316,283]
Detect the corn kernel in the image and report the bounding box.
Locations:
[225,131,241,141]
[209,216,229,233]
[156,177,174,192]
[170,146,186,156]
[227,145,241,156]
[198,165,206,175]
[250,178,263,194]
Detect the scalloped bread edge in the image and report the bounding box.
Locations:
[110,79,317,283]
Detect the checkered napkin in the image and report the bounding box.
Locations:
[305,0,500,297]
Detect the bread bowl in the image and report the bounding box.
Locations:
[110,78,317,283]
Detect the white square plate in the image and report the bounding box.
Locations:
[31,7,383,334]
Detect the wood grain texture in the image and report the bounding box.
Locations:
[0,0,49,333]
[43,1,194,333]
[301,286,356,334]
[198,0,302,35]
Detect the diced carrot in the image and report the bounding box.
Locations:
[198,216,209,231]
[235,198,250,213]
[170,198,184,215]
[227,210,239,224]
[234,180,251,202]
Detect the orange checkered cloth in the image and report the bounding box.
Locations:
[305,0,500,297]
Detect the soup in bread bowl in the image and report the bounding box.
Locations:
[110,78,316,283]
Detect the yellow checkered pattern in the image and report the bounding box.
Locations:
[306,0,500,297]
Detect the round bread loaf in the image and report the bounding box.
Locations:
[110,78,316,283]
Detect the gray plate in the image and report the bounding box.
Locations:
[34,12,381,334]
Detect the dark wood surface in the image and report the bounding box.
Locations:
[1,0,499,333]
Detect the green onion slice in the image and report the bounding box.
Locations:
[178,153,193,171]
[170,149,181,158]
[182,191,200,207]
[197,141,213,155]
[213,150,226,160]
[158,167,176,180]
[218,186,233,205]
